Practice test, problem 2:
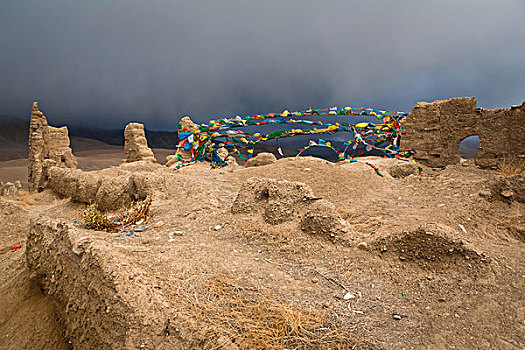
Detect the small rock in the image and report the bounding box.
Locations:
[399,256,406,261]
[134,225,147,232]
[303,168,311,172]
[438,297,446,302]
[214,225,223,231]
[357,242,368,250]
[245,152,277,167]
[312,277,319,284]
[393,314,402,320]
[154,221,165,228]
[343,292,356,300]
[500,190,514,198]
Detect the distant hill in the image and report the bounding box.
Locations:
[0,115,179,161]
[68,127,179,149]
[0,115,29,144]
[0,115,29,161]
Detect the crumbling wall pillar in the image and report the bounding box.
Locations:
[28,102,77,191]
[123,123,157,163]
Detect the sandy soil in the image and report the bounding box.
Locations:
[0,153,524,349]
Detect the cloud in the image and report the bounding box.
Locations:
[1,0,524,129]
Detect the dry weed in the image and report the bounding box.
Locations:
[190,275,363,350]
[499,157,525,177]
[82,205,119,231]
[119,197,152,225]
[13,190,37,206]
[83,197,152,232]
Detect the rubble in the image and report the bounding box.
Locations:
[231,177,353,240]
[489,171,525,203]
[179,116,199,132]
[0,181,21,196]
[244,152,277,167]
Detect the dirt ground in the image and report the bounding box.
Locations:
[0,155,524,349]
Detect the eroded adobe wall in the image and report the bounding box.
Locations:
[28,102,77,191]
[26,217,179,349]
[123,122,157,163]
[477,103,525,168]
[401,97,525,168]
[42,161,164,211]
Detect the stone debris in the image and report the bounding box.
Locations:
[28,102,77,191]
[300,199,351,240]
[165,155,179,168]
[0,181,22,196]
[133,225,147,232]
[357,242,368,250]
[388,162,420,178]
[231,177,316,223]
[179,116,199,132]
[123,123,157,163]
[232,177,354,240]
[489,171,525,203]
[216,147,229,161]
[343,292,356,300]
[225,156,238,169]
[244,152,277,167]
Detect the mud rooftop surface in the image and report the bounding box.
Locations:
[1,156,524,349]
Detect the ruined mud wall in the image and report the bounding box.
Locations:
[231,177,354,241]
[42,162,165,211]
[401,97,525,168]
[123,123,157,163]
[26,218,178,349]
[28,102,77,191]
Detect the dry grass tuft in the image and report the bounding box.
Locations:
[83,197,151,232]
[119,197,152,226]
[82,204,119,231]
[13,190,37,206]
[189,275,363,350]
[499,157,525,177]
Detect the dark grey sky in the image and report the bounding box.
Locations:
[1,0,524,130]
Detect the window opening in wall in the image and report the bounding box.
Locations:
[459,135,480,159]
